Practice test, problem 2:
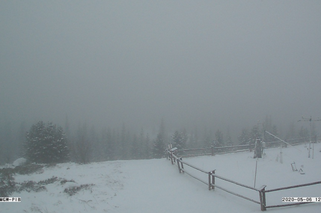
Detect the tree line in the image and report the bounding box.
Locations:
[0,116,317,165]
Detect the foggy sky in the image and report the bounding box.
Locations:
[1,1,321,134]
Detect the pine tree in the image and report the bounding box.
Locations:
[152,120,167,158]
[299,126,309,143]
[225,130,233,146]
[131,134,139,159]
[102,127,115,161]
[172,130,187,150]
[2,120,14,163]
[152,132,165,158]
[250,125,261,140]
[238,128,250,145]
[138,128,150,159]
[143,134,151,159]
[25,121,69,163]
[285,122,298,142]
[189,126,199,148]
[172,131,182,149]
[202,128,213,148]
[181,128,188,148]
[73,122,92,164]
[262,116,278,142]
[89,125,100,161]
[215,129,224,147]
[18,121,27,158]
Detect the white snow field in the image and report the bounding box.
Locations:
[1,143,321,213]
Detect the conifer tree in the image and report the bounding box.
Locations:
[25,121,69,163]
[215,129,224,147]
[238,128,250,145]
[172,130,187,150]
[153,132,165,158]
[152,120,166,158]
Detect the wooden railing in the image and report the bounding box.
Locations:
[179,140,311,158]
[167,149,320,211]
[167,150,267,211]
[264,181,321,209]
[178,144,254,158]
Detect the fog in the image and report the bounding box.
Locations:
[1,1,321,136]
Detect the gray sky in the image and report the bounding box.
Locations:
[1,1,321,134]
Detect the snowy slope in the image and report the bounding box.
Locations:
[1,143,321,213]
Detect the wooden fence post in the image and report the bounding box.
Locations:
[208,170,215,190]
[212,170,215,190]
[180,158,184,173]
[259,185,266,211]
[170,152,174,165]
[208,171,211,190]
[177,158,181,173]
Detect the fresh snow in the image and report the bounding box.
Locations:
[1,143,321,213]
[12,158,27,167]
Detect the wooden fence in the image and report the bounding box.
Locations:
[177,140,311,158]
[178,144,254,158]
[168,150,267,211]
[167,149,321,211]
[264,181,321,209]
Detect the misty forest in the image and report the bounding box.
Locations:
[0,115,318,165]
[1,1,321,212]
[1,1,321,166]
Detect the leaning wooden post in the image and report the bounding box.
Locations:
[170,152,174,165]
[259,185,266,211]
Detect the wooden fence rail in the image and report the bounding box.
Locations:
[167,148,320,211]
[179,141,310,158]
[167,150,266,210]
[265,181,321,193]
[179,144,254,157]
[264,181,321,209]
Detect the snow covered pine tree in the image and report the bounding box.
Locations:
[25,121,69,163]
[172,130,186,150]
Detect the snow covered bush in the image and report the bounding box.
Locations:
[14,164,44,175]
[64,183,94,196]
[25,121,70,164]
[0,168,15,197]
[12,158,26,167]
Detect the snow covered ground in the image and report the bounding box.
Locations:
[1,143,321,213]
